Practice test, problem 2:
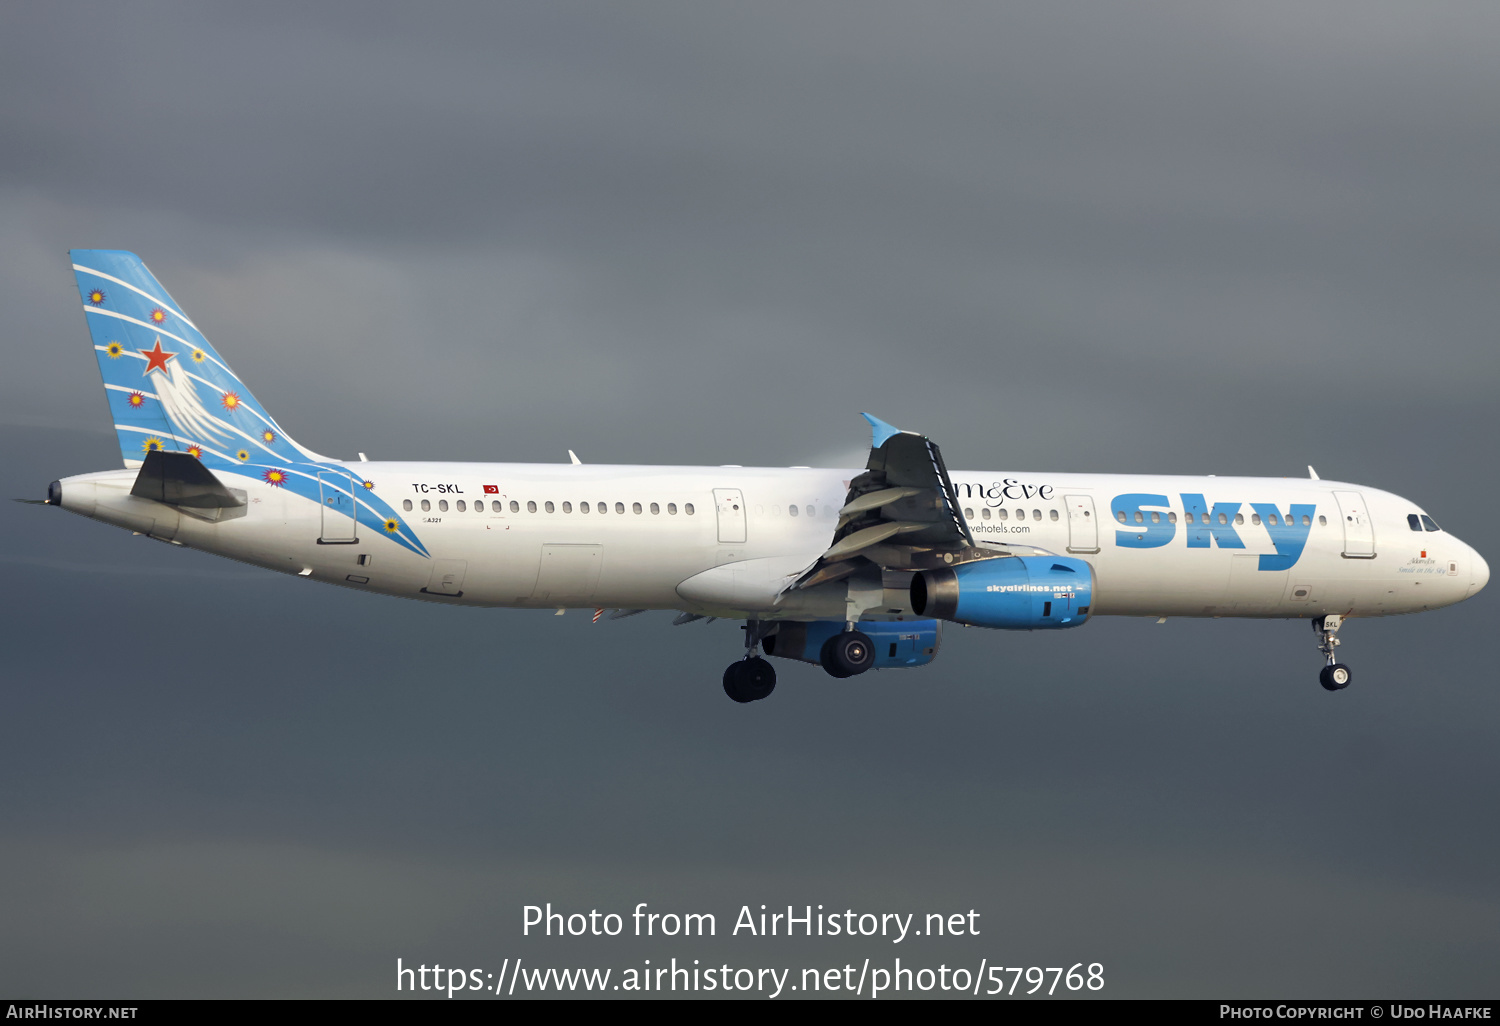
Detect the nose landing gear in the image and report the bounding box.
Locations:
[1314,615,1352,691]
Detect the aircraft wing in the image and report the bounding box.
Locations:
[792,414,977,590]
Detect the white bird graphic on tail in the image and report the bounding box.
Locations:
[145,337,231,445]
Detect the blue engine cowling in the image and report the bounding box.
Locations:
[911,555,1093,629]
[763,620,942,668]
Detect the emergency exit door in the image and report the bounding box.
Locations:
[318,470,357,543]
[1065,494,1099,553]
[713,488,747,543]
[1334,490,1375,558]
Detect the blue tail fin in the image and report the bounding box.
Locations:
[71,249,325,468]
[69,250,430,557]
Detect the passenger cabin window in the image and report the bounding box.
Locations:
[789,505,800,517]
[1421,515,1441,532]
[561,502,571,513]
[998,509,1008,520]
[650,502,660,515]
[1234,513,1244,525]
[438,500,448,512]
[1302,515,1310,526]
[1050,509,1060,521]
[685,503,695,515]
[597,501,607,514]
[1318,515,1327,526]
[580,502,590,513]
[1133,511,1144,524]
[403,499,412,511]
[1184,512,1194,523]
[667,503,677,515]
[617,502,626,514]
[1251,514,1261,525]
[1218,513,1228,525]
[421,499,431,512]
[527,501,537,513]
[456,500,466,512]
[633,502,642,514]
[981,508,991,520]
[545,501,555,513]
[963,507,974,520]
[1408,514,1423,532]
[1032,509,1041,521]
[1149,512,1160,524]
[1167,512,1177,523]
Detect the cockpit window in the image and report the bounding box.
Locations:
[1421,514,1441,532]
[1408,514,1423,532]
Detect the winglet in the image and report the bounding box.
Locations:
[860,413,903,448]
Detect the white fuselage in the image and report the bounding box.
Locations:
[56,462,1488,622]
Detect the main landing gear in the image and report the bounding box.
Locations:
[721,622,881,702]
[723,621,777,704]
[820,629,875,679]
[1313,614,1353,692]
[723,657,776,703]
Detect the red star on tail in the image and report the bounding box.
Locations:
[139,338,176,375]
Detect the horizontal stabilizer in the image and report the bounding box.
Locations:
[131,450,246,509]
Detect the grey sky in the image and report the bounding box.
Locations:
[1,2,1496,997]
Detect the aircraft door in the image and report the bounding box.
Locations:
[422,559,467,597]
[532,544,602,605]
[713,488,747,544]
[1064,494,1100,553]
[318,470,358,543]
[1333,490,1375,558]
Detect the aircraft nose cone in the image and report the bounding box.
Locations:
[1470,549,1489,597]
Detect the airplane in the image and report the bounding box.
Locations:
[34,250,1489,703]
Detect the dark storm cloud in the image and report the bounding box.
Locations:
[1,1,1496,998]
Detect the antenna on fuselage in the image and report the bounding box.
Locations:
[568,450,582,465]
[1308,466,1320,479]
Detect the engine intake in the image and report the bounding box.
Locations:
[912,555,1093,629]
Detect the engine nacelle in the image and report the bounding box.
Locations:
[911,555,1093,629]
[763,620,942,668]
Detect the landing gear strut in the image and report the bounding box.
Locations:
[723,621,777,703]
[1313,615,1352,691]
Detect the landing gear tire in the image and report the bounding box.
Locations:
[820,630,875,678]
[1313,616,1351,692]
[1320,663,1352,692]
[723,657,777,703]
